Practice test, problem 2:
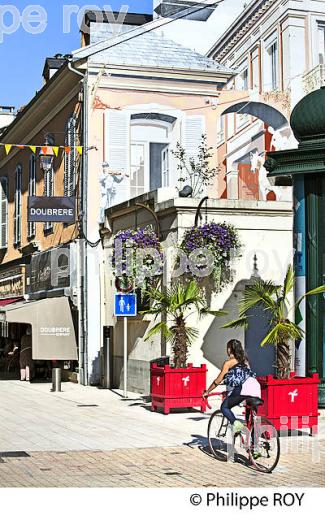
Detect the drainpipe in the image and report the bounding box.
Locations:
[68,60,88,386]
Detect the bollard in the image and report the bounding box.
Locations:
[52,367,62,392]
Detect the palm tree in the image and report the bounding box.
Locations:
[141,280,225,369]
[222,265,325,379]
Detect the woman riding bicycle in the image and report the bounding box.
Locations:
[203,339,261,434]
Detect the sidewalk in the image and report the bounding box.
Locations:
[0,380,324,487]
[0,380,217,452]
[1,380,324,452]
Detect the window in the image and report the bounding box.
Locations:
[318,23,325,63]
[264,37,278,91]
[64,115,77,196]
[236,60,249,91]
[269,41,278,90]
[237,112,250,130]
[28,154,36,238]
[0,177,8,249]
[217,116,225,144]
[14,165,22,245]
[44,159,54,233]
[251,47,260,91]
[161,146,169,187]
[130,143,146,198]
[242,68,249,90]
[130,120,172,195]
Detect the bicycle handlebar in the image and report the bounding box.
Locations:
[203,391,227,410]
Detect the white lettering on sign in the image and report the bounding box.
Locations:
[288,389,298,403]
[182,376,190,387]
[30,208,74,216]
[156,377,160,387]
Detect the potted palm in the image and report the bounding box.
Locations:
[142,280,224,414]
[222,265,325,432]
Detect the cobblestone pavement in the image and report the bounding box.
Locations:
[0,443,324,488]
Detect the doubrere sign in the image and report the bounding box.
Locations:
[28,197,76,223]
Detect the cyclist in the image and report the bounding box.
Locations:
[203,339,261,434]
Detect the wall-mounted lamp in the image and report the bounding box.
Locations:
[39,135,55,173]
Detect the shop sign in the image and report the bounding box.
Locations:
[0,265,25,298]
[28,197,76,223]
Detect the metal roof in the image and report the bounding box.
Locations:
[87,28,234,73]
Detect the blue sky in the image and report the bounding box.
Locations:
[0,1,152,108]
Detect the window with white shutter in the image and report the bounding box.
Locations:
[0,177,8,250]
[64,115,77,196]
[183,115,205,162]
[104,109,130,205]
[28,154,36,238]
[44,161,54,233]
[14,165,22,245]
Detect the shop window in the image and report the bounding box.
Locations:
[14,165,22,246]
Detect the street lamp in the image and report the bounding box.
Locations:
[39,135,55,173]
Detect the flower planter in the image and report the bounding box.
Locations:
[151,363,207,414]
[257,372,320,435]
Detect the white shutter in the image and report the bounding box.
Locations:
[64,116,77,196]
[104,110,130,206]
[0,177,8,249]
[105,110,130,174]
[183,115,205,162]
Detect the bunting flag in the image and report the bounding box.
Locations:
[0,143,83,157]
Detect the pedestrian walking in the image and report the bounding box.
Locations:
[19,326,34,382]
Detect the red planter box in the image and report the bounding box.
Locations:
[257,372,320,434]
[151,363,207,414]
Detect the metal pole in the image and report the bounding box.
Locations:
[124,316,128,398]
[52,368,62,392]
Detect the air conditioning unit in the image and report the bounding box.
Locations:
[153,0,217,21]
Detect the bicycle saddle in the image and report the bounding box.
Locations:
[245,397,264,408]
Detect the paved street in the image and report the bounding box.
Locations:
[0,381,324,487]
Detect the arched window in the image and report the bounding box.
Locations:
[64,115,77,196]
[14,164,22,245]
[28,154,36,238]
[130,116,175,197]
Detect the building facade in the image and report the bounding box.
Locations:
[0,63,81,376]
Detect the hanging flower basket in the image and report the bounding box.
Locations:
[179,222,241,292]
[112,225,163,296]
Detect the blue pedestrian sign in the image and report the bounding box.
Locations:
[114,294,137,317]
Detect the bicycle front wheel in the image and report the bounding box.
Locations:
[249,416,280,473]
[208,410,231,462]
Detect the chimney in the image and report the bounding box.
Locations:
[80,10,153,47]
[0,106,15,134]
[43,54,69,83]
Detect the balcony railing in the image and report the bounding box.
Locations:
[302,64,325,95]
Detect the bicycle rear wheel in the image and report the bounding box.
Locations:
[208,410,232,461]
[249,416,280,473]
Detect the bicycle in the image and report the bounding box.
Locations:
[205,392,280,473]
